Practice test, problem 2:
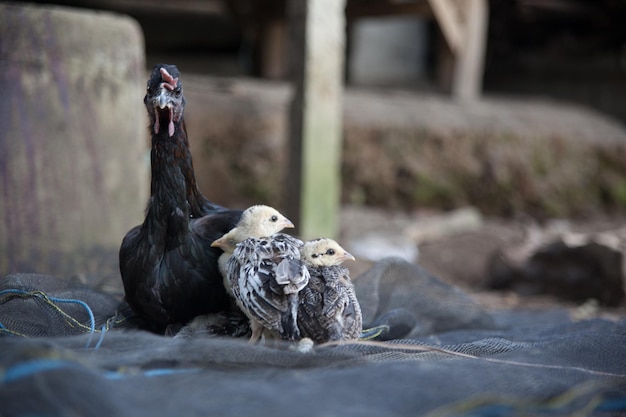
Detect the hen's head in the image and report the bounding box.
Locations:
[144,64,185,138]
[301,238,355,267]
[211,205,294,252]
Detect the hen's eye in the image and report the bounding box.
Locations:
[270,215,278,222]
[174,86,182,96]
[326,249,336,255]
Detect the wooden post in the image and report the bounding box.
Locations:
[286,0,346,240]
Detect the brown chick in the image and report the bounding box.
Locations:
[297,238,362,344]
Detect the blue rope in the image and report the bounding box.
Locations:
[0,288,31,298]
[142,368,200,377]
[2,359,201,385]
[439,395,626,417]
[46,294,96,348]
[1,359,82,384]
[94,324,107,349]
[0,288,104,348]
[104,368,202,380]
[596,397,626,411]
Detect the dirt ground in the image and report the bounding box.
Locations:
[339,205,626,320]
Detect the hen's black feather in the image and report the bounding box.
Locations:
[119,64,242,332]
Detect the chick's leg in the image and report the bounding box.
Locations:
[249,320,265,344]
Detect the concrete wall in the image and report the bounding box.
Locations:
[0,4,148,286]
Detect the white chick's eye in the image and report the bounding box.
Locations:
[326,249,336,255]
[270,215,278,222]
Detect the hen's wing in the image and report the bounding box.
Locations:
[120,210,242,330]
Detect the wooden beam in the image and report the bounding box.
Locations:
[452,0,488,100]
[52,0,226,15]
[427,0,463,53]
[428,0,488,99]
[346,2,432,18]
[286,0,346,240]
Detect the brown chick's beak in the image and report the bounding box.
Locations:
[341,251,356,262]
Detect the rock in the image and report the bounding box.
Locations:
[406,206,484,243]
[416,220,523,288]
[348,234,419,263]
[354,257,495,338]
[487,226,626,306]
[343,206,483,264]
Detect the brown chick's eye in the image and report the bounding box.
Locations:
[326,249,335,255]
[270,215,278,222]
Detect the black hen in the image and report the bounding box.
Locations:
[119,64,242,332]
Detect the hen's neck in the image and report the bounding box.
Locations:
[151,120,208,213]
[172,121,212,217]
[176,124,210,217]
[145,126,194,245]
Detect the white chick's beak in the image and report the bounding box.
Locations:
[340,251,356,262]
[281,218,295,229]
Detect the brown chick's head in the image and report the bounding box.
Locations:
[211,205,294,252]
[144,64,185,138]
[301,238,355,267]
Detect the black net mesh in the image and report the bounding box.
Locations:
[1,259,625,417]
[0,273,129,340]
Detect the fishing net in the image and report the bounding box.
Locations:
[1,258,625,417]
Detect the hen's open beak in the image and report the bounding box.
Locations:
[156,89,170,109]
[151,88,176,137]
